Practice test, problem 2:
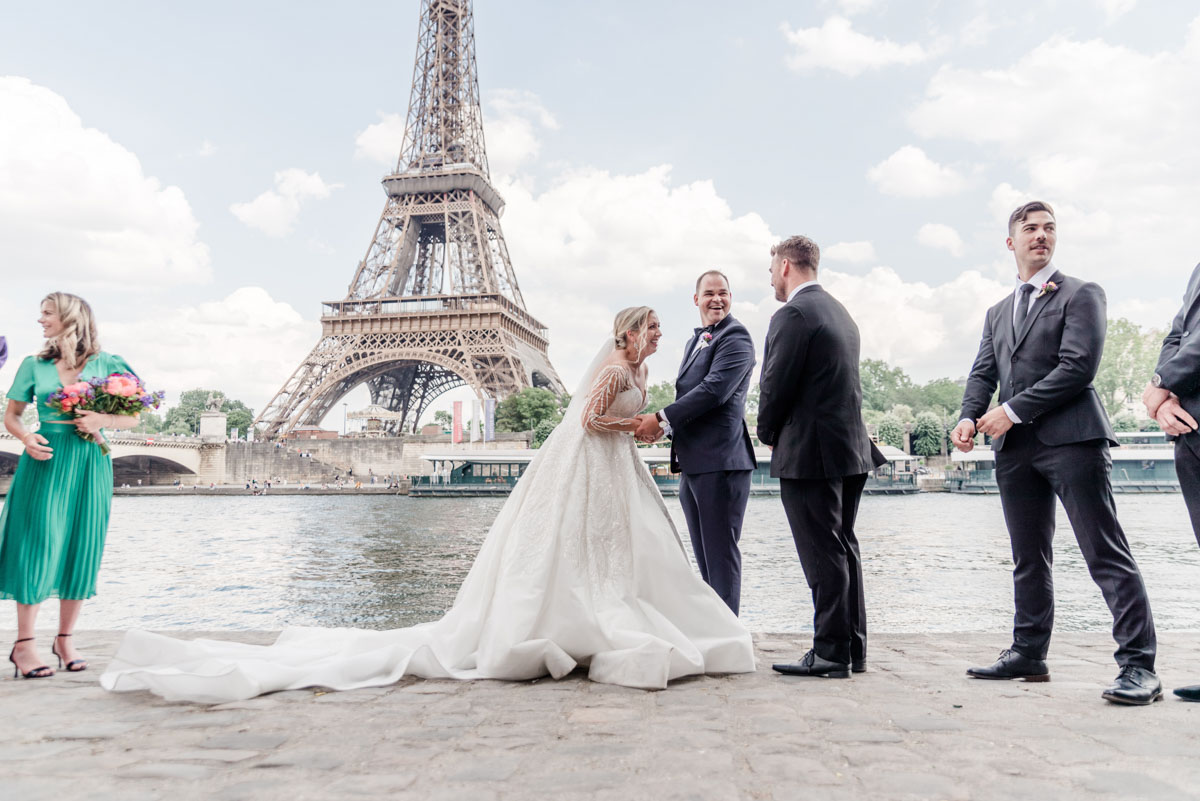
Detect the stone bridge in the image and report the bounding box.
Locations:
[0,430,533,492]
[0,432,225,487]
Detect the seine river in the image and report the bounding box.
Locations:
[69,493,1200,634]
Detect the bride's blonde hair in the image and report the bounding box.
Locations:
[613,306,655,351]
[38,292,101,370]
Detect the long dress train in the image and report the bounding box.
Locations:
[101,360,755,702]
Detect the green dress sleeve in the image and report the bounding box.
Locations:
[106,353,138,379]
[5,356,36,402]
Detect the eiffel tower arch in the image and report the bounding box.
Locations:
[255,0,565,439]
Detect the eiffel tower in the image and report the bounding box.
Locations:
[255,0,565,439]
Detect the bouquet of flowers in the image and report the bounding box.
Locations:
[46,372,165,455]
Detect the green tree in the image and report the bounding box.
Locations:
[163,389,254,436]
[494,387,562,432]
[532,418,558,448]
[131,411,166,434]
[1095,318,1162,421]
[641,381,676,414]
[911,411,945,456]
[1112,413,1140,432]
[432,410,453,431]
[860,359,916,412]
[876,414,905,449]
[919,378,963,419]
[887,404,916,425]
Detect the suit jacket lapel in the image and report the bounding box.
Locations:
[998,293,1016,353]
[678,333,701,378]
[1013,270,1063,352]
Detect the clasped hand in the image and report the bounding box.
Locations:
[74,409,108,437]
[951,406,1012,453]
[633,414,663,443]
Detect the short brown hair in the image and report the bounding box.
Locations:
[770,236,820,272]
[694,270,730,293]
[1008,200,1055,236]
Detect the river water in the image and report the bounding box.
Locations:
[58,492,1199,636]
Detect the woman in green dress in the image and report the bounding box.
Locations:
[3,292,140,678]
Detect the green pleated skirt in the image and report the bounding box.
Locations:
[0,426,113,604]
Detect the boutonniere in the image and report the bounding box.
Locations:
[698,332,713,349]
[1036,281,1058,299]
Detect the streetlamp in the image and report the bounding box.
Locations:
[342,403,348,436]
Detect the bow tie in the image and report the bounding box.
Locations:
[694,325,715,337]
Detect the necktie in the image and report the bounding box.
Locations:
[1013,284,1035,336]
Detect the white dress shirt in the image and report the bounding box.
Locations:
[962,264,1057,430]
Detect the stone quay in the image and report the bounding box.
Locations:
[3,630,1200,800]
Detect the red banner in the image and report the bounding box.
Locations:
[452,401,463,444]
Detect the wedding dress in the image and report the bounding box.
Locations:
[101,347,755,702]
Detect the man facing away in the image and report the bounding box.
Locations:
[952,200,1160,705]
[1142,262,1200,700]
[756,236,885,678]
[635,271,757,614]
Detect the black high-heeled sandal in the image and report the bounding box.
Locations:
[8,638,54,679]
[51,633,88,672]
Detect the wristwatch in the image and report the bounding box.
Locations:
[654,411,665,423]
[1151,373,1165,388]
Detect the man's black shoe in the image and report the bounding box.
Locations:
[1102,666,1162,706]
[966,648,1050,682]
[1173,684,1200,701]
[772,649,850,678]
[851,660,866,674]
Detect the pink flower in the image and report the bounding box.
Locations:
[105,376,140,397]
[62,381,91,396]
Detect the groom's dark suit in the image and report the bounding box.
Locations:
[661,313,757,614]
[1154,263,1200,543]
[961,270,1156,669]
[756,284,884,665]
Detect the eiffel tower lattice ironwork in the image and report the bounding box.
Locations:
[255,0,565,439]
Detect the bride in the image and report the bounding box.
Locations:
[101,307,756,702]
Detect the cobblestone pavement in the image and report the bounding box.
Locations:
[3,630,1200,801]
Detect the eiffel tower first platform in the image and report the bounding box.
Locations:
[255,0,565,439]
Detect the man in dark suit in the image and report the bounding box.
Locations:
[755,236,885,678]
[1142,263,1200,700]
[634,271,757,614]
[952,200,1160,705]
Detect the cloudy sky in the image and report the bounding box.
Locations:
[2,0,1197,428]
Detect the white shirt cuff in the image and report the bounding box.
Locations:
[1002,402,1022,424]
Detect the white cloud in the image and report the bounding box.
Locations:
[230,168,341,237]
[1098,0,1138,22]
[354,111,404,165]
[824,241,877,264]
[484,90,559,179]
[835,0,878,15]
[495,165,775,388]
[868,146,968,197]
[916,223,965,257]
[824,267,1007,378]
[0,76,210,286]
[909,24,1200,283]
[103,287,319,412]
[782,17,929,77]
[197,140,217,157]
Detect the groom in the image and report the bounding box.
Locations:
[635,271,757,614]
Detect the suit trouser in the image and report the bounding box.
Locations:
[995,427,1156,670]
[1174,436,1200,547]
[679,470,751,615]
[779,473,868,665]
